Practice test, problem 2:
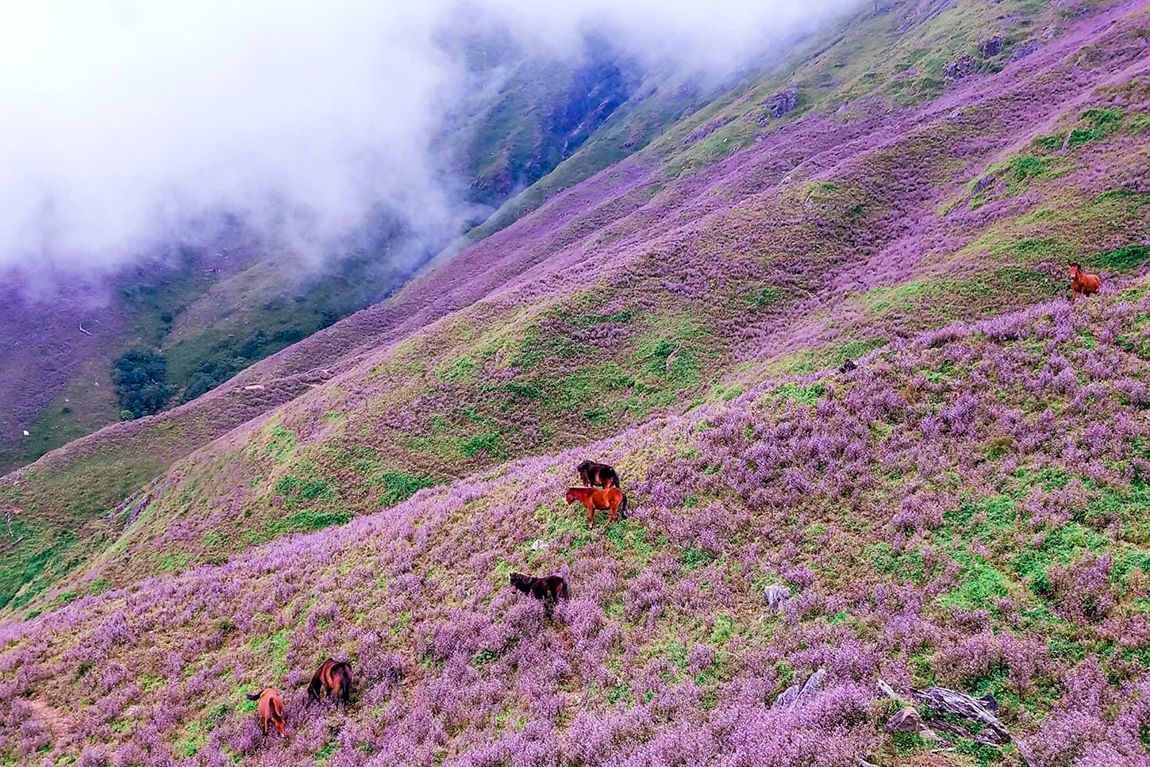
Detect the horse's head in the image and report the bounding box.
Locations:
[564,488,579,504]
[273,718,287,737]
[509,572,530,592]
[575,460,589,472]
[1069,262,1082,277]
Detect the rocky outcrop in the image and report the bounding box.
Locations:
[1011,39,1041,60]
[763,88,798,119]
[978,35,1003,57]
[944,53,977,80]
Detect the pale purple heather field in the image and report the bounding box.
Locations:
[3,0,1150,765]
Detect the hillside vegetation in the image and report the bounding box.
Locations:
[3,0,1150,764]
[5,284,1150,765]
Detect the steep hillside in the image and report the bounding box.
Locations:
[0,40,664,477]
[4,285,1150,765]
[5,0,1149,617]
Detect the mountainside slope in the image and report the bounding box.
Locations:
[5,0,1150,617]
[0,39,665,478]
[4,283,1150,766]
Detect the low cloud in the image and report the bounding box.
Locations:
[0,0,858,272]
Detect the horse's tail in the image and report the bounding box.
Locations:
[270,694,285,723]
[246,692,262,702]
[338,665,352,705]
[618,492,628,520]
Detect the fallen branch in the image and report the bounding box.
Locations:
[878,680,1031,765]
[78,323,91,336]
[908,686,1011,744]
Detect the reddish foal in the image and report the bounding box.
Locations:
[246,688,286,737]
[565,487,628,528]
[1069,262,1101,302]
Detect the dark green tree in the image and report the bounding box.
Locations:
[111,350,171,419]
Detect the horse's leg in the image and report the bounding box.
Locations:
[608,500,618,525]
[586,501,595,528]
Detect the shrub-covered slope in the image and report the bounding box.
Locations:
[4,283,1150,766]
[6,0,1150,617]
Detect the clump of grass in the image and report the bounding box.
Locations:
[747,286,782,307]
[269,509,353,535]
[1036,107,1129,151]
[273,475,336,507]
[773,382,826,405]
[1091,243,1150,271]
[377,471,435,507]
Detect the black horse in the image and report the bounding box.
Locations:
[576,460,620,489]
[510,573,569,609]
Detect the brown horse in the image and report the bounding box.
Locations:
[510,572,569,605]
[246,688,286,737]
[576,460,620,489]
[1069,262,1101,302]
[307,658,352,706]
[565,486,627,528]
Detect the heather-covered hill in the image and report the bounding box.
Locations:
[4,284,1150,766]
[4,0,1150,617]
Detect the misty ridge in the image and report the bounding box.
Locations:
[0,0,858,282]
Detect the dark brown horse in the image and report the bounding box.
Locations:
[1069,262,1101,302]
[565,487,627,528]
[510,572,569,605]
[246,688,286,737]
[576,460,620,488]
[307,658,352,706]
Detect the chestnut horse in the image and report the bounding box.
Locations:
[576,460,620,489]
[307,658,352,706]
[246,688,286,737]
[565,487,627,528]
[510,572,569,605]
[1069,262,1101,302]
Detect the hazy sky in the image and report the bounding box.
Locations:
[0,0,857,272]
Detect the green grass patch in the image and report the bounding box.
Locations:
[262,424,297,463]
[773,382,825,405]
[1091,243,1150,271]
[936,552,1009,611]
[158,551,190,574]
[746,286,783,307]
[269,509,353,536]
[1012,522,1107,597]
[434,356,476,384]
[567,309,635,326]
[377,471,435,507]
[1068,107,1127,146]
[273,475,336,507]
[681,546,717,570]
